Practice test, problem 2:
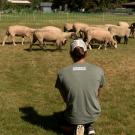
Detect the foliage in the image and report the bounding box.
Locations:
[0,0,135,11]
[52,0,133,11]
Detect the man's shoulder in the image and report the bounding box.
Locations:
[58,63,104,75]
[58,65,73,75]
[87,63,103,71]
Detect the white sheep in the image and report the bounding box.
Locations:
[86,29,117,50]
[80,26,108,41]
[41,26,62,32]
[108,25,130,44]
[2,25,36,46]
[117,21,129,28]
[29,29,75,50]
[89,24,109,30]
[73,22,89,37]
[64,23,73,32]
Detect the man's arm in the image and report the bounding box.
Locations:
[55,75,67,103]
[98,70,105,98]
[97,87,103,98]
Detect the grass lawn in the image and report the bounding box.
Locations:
[0,12,135,135]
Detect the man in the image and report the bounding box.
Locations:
[55,39,105,135]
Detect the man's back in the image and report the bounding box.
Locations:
[56,62,105,124]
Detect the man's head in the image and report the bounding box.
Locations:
[70,39,87,62]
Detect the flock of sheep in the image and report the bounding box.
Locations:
[1,21,135,51]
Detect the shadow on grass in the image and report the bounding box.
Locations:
[19,107,69,134]
[0,41,31,46]
[24,48,66,52]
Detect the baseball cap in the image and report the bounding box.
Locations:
[70,39,87,52]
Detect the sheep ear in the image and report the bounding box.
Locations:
[63,39,67,45]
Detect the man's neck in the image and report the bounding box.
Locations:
[75,59,86,64]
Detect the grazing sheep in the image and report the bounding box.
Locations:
[86,29,117,50]
[89,24,109,30]
[73,22,89,37]
[117,21,129,27]
[129,23,135,38]
[108,25,130,44]
[80,26,108,41]
[64,23,73,32]
[105,24,117,29]
[29,29,76,50]
[2,25,36,46]
[41,26,62,32]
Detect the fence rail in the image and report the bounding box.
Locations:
[0,12,134,28]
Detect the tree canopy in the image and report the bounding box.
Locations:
[0,0,134,11]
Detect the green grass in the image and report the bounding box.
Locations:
[0,13,135,135]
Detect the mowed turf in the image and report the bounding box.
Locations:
[0,13,135,135]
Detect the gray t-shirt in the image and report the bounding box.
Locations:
[55,62,105,125]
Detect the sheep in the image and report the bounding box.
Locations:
[73,23,109,38]
[2,25,36,46]
[89,24,109,30]
[85,29,117,50]
[108,25,130,44]
[80,26,108,42]
[105,24,117,29]
[41,26,62,32]
[117,21,129,27]
[29,29,76,50]
[64,23,73,32]
[73,22,89,37]
[129,23,135,38]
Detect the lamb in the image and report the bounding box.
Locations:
[29,29,76,50]
[64,23,73,32]
[85,29,117,50]
[2,25,36,46]
[108,25,130,44]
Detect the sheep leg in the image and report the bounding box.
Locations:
[58,45,61,50]
[130,29,134,38]
[98,45,102,50]
[39,44,45,50]
[38,39,45,50]
[104,42,108,50]
[29,36,33,45]
[88,44,92,50]
[12,36,17,46]
[22,37,25,45]
[56,43,62,50]
[124,36,128,44]
[2,35,8,46]
[29,43,33,51]
[43,40,47,48]
[86,38,92,50]
[133,31,135,38]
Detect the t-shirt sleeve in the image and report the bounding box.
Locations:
[100,69,105,87]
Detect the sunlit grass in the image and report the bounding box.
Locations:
[0,13,135,135]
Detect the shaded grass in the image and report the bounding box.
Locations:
[0,13,135,135]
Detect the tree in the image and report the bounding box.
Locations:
[0,0,7,10]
